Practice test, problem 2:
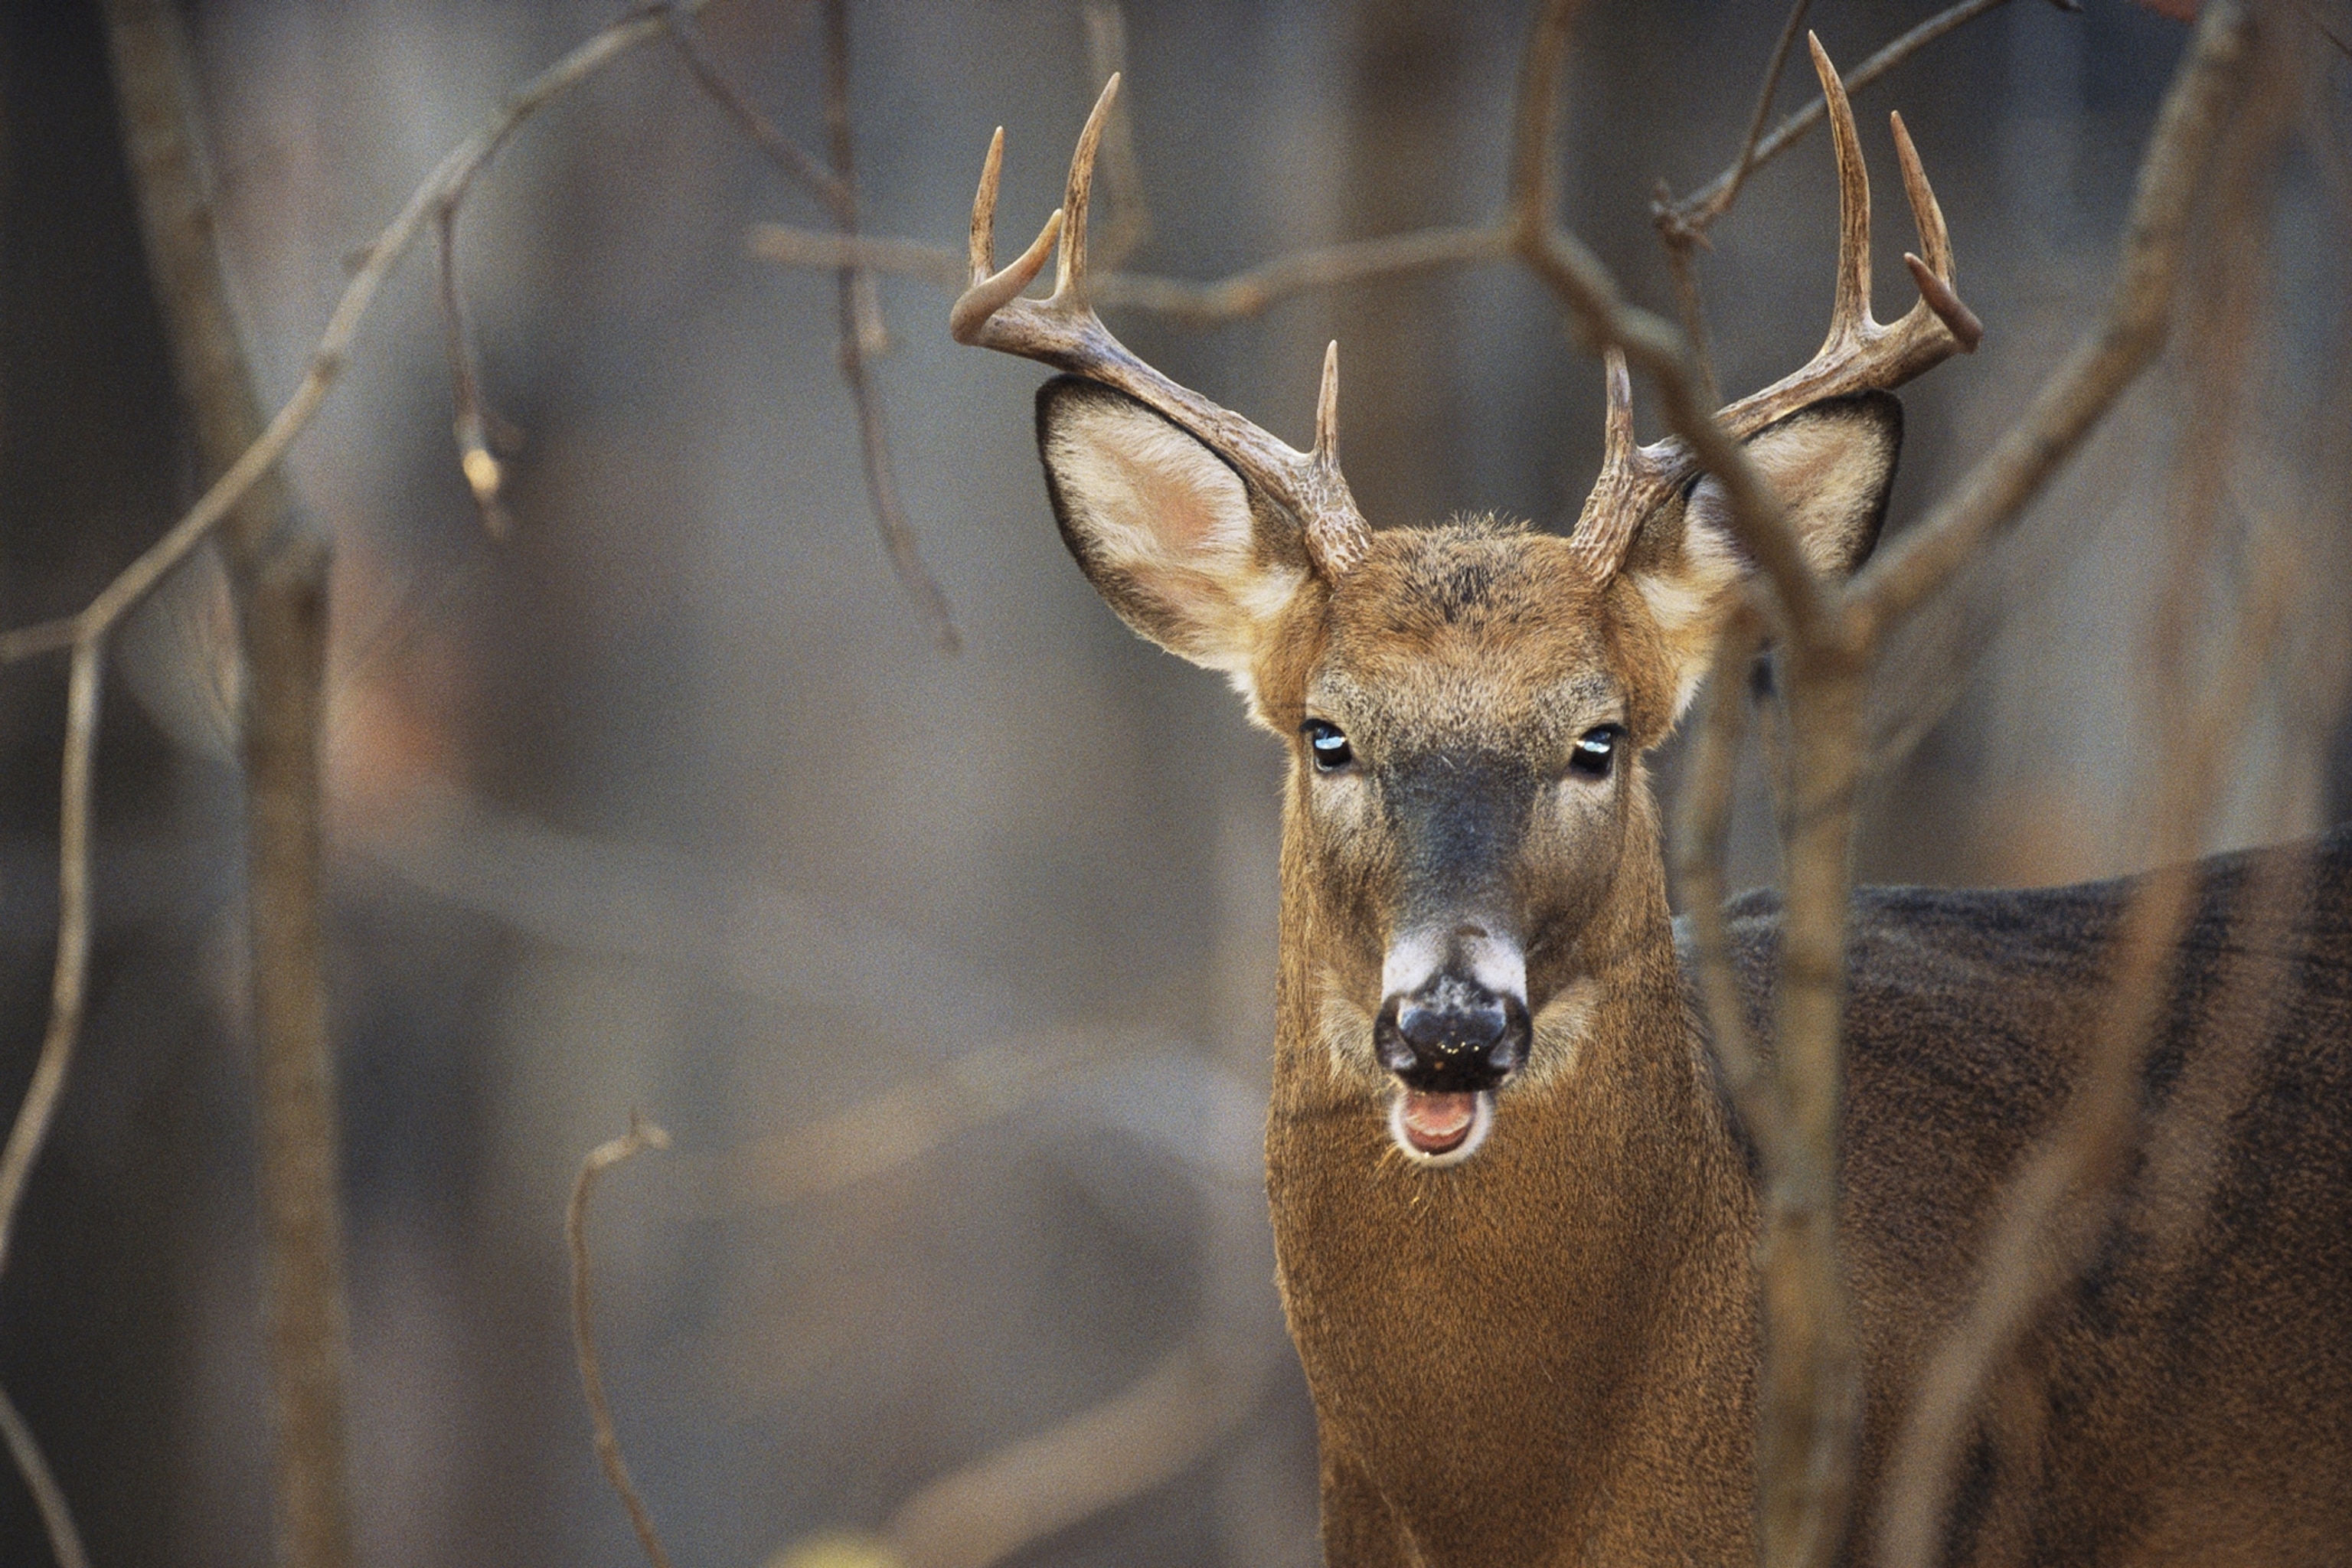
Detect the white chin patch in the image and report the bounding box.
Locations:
[1387,1089,1496,1168]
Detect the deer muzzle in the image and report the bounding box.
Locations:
[1374,926,1530,1160]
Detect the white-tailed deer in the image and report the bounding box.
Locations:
[953,47,2352,1568]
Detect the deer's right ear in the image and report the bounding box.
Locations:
[1037,377,1312,678]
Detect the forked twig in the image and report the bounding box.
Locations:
[1660,0,2020,233]
[570,1112,678,1568]
[1656,0,1812,403]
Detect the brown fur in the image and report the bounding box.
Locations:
[1027,375,2352,1565]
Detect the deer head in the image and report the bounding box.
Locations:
[956,41,1971,1168]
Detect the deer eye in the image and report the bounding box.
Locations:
[1304,720,1354,773]
[1569,726,1622,779]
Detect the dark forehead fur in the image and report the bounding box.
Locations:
[1253,515,1681,743]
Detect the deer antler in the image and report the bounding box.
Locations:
[952,77,1372,579]
[1571,34,1981,583]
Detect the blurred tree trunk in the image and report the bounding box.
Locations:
[0,2,221,1565]
[1337,0,1469,527]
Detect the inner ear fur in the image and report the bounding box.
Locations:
[1035,377,1314,676]
[1623,390,1903,717]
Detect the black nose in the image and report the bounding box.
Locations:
[1374,974,1531,1093]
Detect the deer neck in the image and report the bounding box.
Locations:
[1263,777,1759,1560]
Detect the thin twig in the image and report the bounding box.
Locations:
[1851,0,2254,635]
[661,3,843,210]
[822,0,959,650]
[1716,0,1815,231]
[656,2,887,354]
[0,1380,90,1568]
[1081,0,1149,271]
[0,642,102,1289]
[0,0,722,671]
[749,220,1510,325]
[0,650,103,1568]
[1662,0,2018,230]
[1508,0,1832,644]
[570,1112,678,1568]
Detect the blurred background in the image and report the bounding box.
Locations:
[0,1,2344,1564]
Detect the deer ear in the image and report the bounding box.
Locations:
[1036,377,1312,678]
[1630,391,1901,717]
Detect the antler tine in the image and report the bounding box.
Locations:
[1891,111,1983,351]
[949,79,1372,580]
[1809,34,1873,354]
[1573,46,1981,588]
[1314,341,1342,465]
[969,127,1004,283]
[1602,346,1635,468]
[1305,340,1369,573]
[1055,74,1119,299]
[951,121,1062,345]
[1890,112,1950,283]
[1570,346,1679,585]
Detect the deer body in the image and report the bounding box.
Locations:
[954,47,2350,1568]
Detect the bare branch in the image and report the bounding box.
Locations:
[1506,0,1830,636]
[753,220,1511,326]
[0,1380,90,1568]
[570,1112,678,1568]
[1671,603,1780,1147]
[1093,224,1509,323]
[1853,0,2255,635]
[717,1034,1125,1209]
[1081,0,1150,271]
[660,2,844,212]
[0,0,722,669]
[1874,578,2286,1568]
[1662,0,2019,232]
[101,8,368,1566]
[823,0,959,650]
[1660,218,1722,412]
[0,642,102,1289]
[656,2,887,355]
[1659,0,1814,250]
[748,225,966,286]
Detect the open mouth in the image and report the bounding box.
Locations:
[1389,1089,1494,1165]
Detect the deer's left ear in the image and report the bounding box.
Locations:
[1628,391,1901,717]
[1035,377,1313,683]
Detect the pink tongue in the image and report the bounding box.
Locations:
[1400,1091,1478,1154]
